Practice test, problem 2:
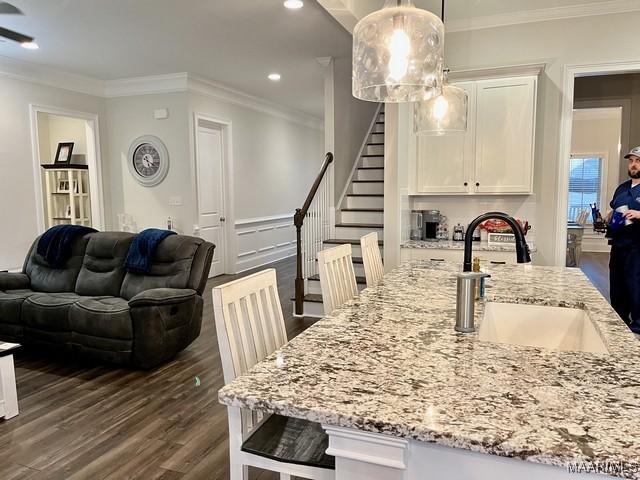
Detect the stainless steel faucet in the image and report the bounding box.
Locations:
[455,212,531,333]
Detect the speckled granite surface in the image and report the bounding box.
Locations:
[219,261,640,478]
[402,239,538,252]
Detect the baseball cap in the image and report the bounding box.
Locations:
[624,146,640,159]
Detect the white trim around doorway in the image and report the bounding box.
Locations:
[28,104,105,233]
[191,112,236,274]
[555,60,640,266]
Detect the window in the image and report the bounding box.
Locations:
[568,156,604,223]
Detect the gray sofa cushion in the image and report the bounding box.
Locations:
[75,232,135,297]
[120,235,205,300]
[70,297,132,339]
[0,289,38,324]
[22,292,100,331]
[24,235,90,292]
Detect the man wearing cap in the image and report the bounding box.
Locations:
[608,146,640,334]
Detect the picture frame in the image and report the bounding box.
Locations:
[54,142,74,164]
[57,179,70,193]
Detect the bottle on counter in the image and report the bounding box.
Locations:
[473,257,486,300]
[472,226,481,242]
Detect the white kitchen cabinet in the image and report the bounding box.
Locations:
[474,77,536,194]
[400,247,531,265]
[412,73,538,196]
[415,82,476,194]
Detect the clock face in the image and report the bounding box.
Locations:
[133,143,161,177]
[127,135,169,187]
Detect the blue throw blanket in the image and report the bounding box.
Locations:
[37,224,97,268]
[124,228,176,274]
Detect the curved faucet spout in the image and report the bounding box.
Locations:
[463,212,531,272]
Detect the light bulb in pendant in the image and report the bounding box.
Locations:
[433,96,449,120]
[388,28,411,81]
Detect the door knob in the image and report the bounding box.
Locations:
[220,216,226,222]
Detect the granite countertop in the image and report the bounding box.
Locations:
[402,239,537,252]
[219,261,640,478]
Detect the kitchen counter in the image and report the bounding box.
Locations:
[219,261,640,478]
[402,239,537,252]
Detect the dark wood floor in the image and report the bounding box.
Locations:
[0,256,316,480]
[580,252,610,301]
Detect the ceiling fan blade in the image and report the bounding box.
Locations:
[0,26,33,44]
[0,2,23,14]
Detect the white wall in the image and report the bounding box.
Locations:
[105,92,191,234]
[45,114,88,162]
[188,91,324,272]
[441,10,640,264]
[570,108,622,252]
[0,74,106,270]
[331,57,378,204]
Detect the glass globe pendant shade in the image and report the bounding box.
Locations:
[414,83,468,135]
[353,0,445,103]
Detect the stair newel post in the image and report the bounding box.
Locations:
[294,207,305,316]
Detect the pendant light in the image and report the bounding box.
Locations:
[352,0,444,103]
[414,1,468,135]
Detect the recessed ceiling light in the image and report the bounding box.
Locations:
[21,41,39,50]
[283,0,303,9]
[268,73,281,81]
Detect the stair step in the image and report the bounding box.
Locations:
[324,238,383,246]
[367,142,384,146]
[347,194,384,197]
[309,274,366,285]
[353,180,383,183]
[361,154,384,158]
[358,167,384,170]
[341,208,383,212]
[335,223,383,229]
[376,122,384,125]
[302,293,323,304]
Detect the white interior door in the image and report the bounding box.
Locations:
[196,123,226,277]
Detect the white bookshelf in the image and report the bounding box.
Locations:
[42,165,92,228]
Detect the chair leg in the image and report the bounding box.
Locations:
[230,460,248,480]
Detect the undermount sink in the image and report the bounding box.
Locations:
[478,302,609,354]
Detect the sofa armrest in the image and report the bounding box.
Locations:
[0,272,30,291]
[128,288,203,369]
[128,288,197,308]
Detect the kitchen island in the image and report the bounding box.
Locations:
[219,261,640,479]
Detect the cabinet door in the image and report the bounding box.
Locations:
[415,82,476,194]
[474,77,536,194]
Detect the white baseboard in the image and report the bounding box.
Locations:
[235,214,296,273]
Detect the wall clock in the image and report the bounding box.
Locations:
[127,135,169,187]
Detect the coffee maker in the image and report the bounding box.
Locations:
[422,210,441,240]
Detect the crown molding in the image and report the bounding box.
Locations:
[0,55,104,96]
[445,0,640,33]
[0,56,323,130]
[448,63,546,82]
[103,73,188,97]
[187,74,323,130]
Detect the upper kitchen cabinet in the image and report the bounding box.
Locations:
[415,82,476,194]
[410,67,540,196]
[474,77,536,194]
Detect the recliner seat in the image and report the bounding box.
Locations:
[0,231,214,368]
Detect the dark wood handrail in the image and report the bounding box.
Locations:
[294,152,333,227]
[294,152,334,316]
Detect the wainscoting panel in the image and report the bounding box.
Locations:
[235,214,295,272]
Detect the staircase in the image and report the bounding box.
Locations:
[300,106,385,317]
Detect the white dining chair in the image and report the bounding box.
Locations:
[360,232,384,288]
[317,244,358,315]
[213,269,335,480]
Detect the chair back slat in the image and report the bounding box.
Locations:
[317,244,358,315]
[213,269,287,385]
[360,232,384,288]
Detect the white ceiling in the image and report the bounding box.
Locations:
[0,0,353,118]
[349,0,629,20]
